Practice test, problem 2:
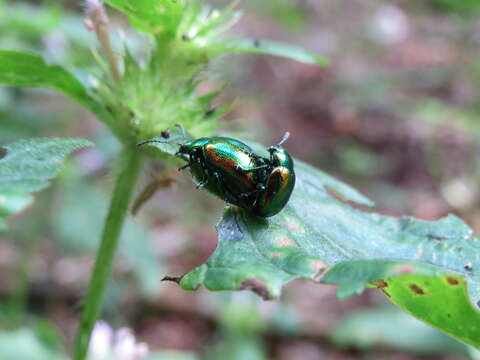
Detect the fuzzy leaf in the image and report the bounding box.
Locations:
[150,140,480,348]
[0,51,100,114]
[104,0,183,38]
[138,125,191,157]
[217,39,329,66]
[0,138,92,228]
[144,134,480,347]
[103,1,329,67]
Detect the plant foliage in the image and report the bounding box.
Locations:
[0,138,92,230]
[0,51,100,113]
[144,139,480,349]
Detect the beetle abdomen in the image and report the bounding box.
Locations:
[253,166,295,217]
[201,138,264,193]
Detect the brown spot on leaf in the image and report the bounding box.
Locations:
[312,261,328,281]
[446,277,459,286]
[372,280,388,289]
[240,278,271,300]
[270,252,282,257]
[409,284,425,295]
[393,264,415,275]
[286,222,298,232]
[278,238,295,247]
[427,234,445,244]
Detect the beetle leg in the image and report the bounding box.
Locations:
[265,147,275,163]
[196,179,208,189]
[212,171,233,203]
[213,172,225,195]
[174,149,189,160]
[251,195,259,208]
[244,164,268,172]
[238,189,259,198]
[178,163,191,171]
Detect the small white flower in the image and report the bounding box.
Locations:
[89,321,113,359]
[88,321,150,360]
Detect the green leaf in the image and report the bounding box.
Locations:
[103,0,328,67]
[217,39,329,66]
[138,125,191,157]
[139,139,480,348]
[0,137,92,228]
[427,0,480,14]
[470,347,480,360]
[325,262,480,348]
[104,0,183,38]
[0,51,100,114]
[332,306,466,355]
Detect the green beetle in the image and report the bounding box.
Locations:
[139,132,295,217]
[253,138,295,217]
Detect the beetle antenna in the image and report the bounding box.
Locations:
[276,132,290,147]
[137,139,164,147]
[137,139,184,147]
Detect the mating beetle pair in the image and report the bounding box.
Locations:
[138,131,295,217]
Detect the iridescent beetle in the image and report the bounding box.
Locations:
[138,131,295,217]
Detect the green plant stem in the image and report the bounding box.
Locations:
[72,147,142,360]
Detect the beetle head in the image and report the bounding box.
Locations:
[268,131,290,154]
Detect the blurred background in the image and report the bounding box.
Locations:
[1,0,480,359]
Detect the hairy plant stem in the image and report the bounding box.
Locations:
[86,0,122,83]
[73,147,142,360]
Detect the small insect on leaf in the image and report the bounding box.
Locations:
[171,133,295,217]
